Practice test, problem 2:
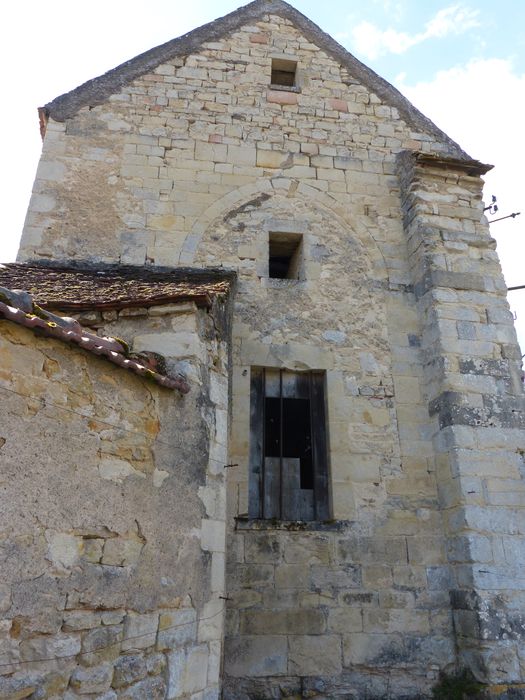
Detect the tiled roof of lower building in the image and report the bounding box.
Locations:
[0,288,190,393]
[0,263,234,311]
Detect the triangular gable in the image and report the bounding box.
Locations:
[41,0,469,158]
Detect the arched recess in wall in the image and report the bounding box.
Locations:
[179,178,389,284]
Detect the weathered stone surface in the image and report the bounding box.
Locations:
[224,636,287,677]
[112,654,147,688]
[240,609,325,635]
[0,676,37,700]
[70,664,113,693]
[118,676,166,700]
[167,644,209,697]
[288,635,343,676]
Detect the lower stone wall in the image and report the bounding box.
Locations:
[0,299,230,699]
[0,602,216,699]
[223,520,456,700]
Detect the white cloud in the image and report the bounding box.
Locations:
[396,58,525,349]
[351,4,480,59]
[370,0,407,21]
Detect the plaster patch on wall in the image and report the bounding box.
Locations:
[153,468,170,487]
[99,458,146,483]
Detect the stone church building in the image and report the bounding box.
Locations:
[0,1,524,697]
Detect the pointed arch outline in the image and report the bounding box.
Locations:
[180,177,389,281]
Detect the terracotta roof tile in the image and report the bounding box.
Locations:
[0,263,234,311]
[0,289,190,393]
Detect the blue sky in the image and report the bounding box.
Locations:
[1,0,524,346]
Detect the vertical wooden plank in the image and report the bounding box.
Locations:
[249,368,264,518]
[282,371,309,398]
[265,369,281,398]
[282,458,315,521]
[311,372,330,520]
[263,457,281,519]
[281,457,301,520]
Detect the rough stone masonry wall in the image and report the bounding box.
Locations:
[0,299,230,699]
[399,152,525,693]
[15,8,524,699]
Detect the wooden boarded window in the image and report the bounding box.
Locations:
[249,368,330,521]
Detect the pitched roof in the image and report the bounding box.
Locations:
[41,0,469,158]
[0,289,190,392]
[0,263,234,311]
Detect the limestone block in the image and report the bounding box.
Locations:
[0,677,37,700]
[336,537,407,564]
[198,600,224,643]
[243,533,282,563]
[112,654,148,688]
[45,531,82,569]
[102,535,144,567]
[167,643,208,697]
[282,535,331,564]
[118,676,166,700]
[146,652,166,675]
[201,519,226,553]
[362,565,393,589]
[81,625,123,666]
[157,608,197,650]
[224,635,287,677]
[36,160,66,181]
[343,632,405,667]
[407,537,446,565]
[207,641,222,687]
[235,564,274,589]
[62,611,102,631]
[70,664,113,693]
[267,91,298,105]
[122,612,159,651]
[211,552,226,593]
[310,565,361,591]
[0,585,11,613]
[227,145,256,166]
[20,634,81,663]
[133,331,205,361]
[196,141,227,163]
[256,149,289,169]
[364,609,430,634]
[288,635,342,676]
[240,609,326,635]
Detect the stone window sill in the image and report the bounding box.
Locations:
[269,84,301,93]
[262,277,304,289]
[235,517,351,532]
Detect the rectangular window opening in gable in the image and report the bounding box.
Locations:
[269,232,303,279]
[249,368,330,522]
[271,58,297,88]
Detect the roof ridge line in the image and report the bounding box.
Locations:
[41,1,470,158]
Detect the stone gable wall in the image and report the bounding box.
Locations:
[13,9,525,699]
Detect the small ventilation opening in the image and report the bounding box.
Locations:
[271,58,297,87]
[269,232,302,279]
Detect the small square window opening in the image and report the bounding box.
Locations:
[269,232,303,280]
[271,59,297,88]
